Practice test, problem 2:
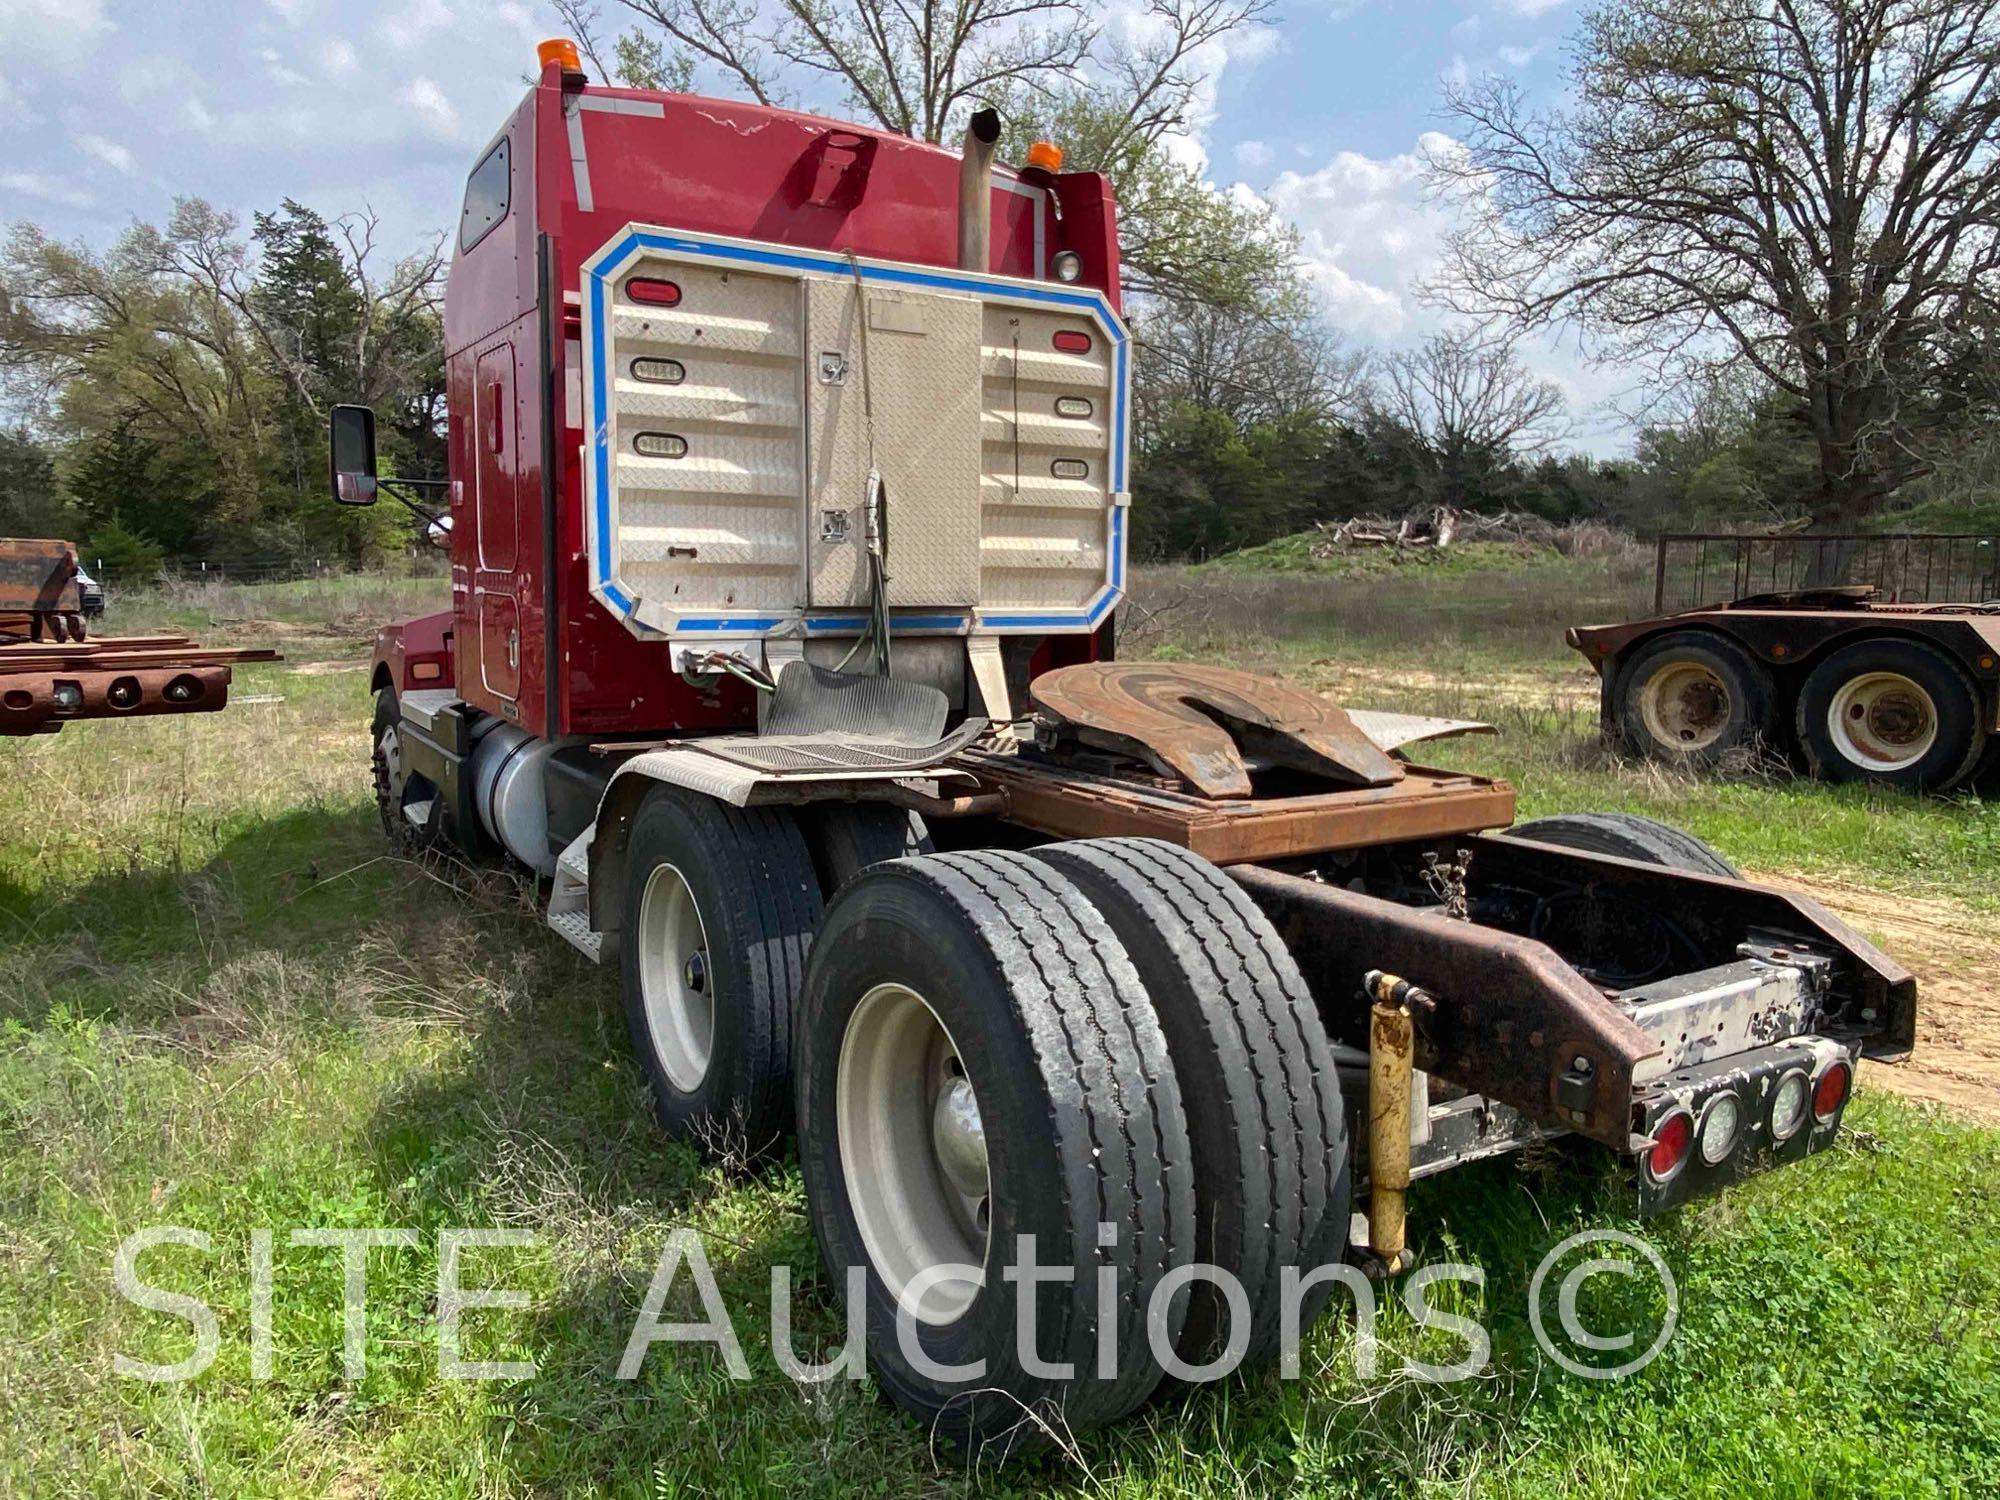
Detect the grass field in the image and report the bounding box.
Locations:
[1,561,1996,1497]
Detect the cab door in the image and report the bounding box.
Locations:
[473,341,520,704]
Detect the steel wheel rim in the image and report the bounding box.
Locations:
[836,982,989,1327]
[1828,671,1936,771]
[637,862,714,1093]
[1639,661,1731,751]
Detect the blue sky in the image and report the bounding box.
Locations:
[0,0,1622,445]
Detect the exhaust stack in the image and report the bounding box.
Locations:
[958,108,1002,273]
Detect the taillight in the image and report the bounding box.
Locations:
[1052,329,1092,354]
[1645,1111,1694,1182]
[1812,1061,1852,1123]
[1696,1094,1742,1164]
[1769,1070,1811,1141]
[626,277,682,307]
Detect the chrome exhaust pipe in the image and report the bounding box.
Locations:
[958,107,1001,273]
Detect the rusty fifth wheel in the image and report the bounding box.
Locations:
[795,850,1194,1460]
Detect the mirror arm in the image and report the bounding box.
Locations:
[377,477,449,529]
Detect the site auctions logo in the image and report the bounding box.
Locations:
[108,1224,1678,1385]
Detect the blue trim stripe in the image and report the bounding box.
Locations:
[584,227,1129,634]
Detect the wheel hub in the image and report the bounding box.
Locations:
[931,1075,988,1196]
[636,863,715,1093]
[1640,661,1731,751]
[835,983,990,1326]
[1827,671,1937,770]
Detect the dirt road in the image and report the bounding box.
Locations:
[1757,871,1999,1124]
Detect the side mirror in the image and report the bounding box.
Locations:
[329,404,379,506]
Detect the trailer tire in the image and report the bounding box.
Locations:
[619,787,821,1157]
[1613,631,1776,764]
[1794,637,1987,793]
[1504,812,1741,878]
[371,688,444,855]
[1027,837,1350,1373]
[795,851,1195,1458]
[801,803,932,897]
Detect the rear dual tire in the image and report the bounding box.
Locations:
[796,850,1196,1458]
[1795,638,1986,793]
[796,840,1352,1456]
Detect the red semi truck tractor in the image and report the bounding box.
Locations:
[337,40,1918,1458]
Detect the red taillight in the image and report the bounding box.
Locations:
[1812,1061,1851,1122]
[1646,1112,1693,1182]
[1052,329,1092,354]
[627,277,682,307]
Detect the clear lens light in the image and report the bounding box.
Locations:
[1052,250,1082,282]
[1770,1072,1810,1141]
[1698,1095,1742,1164]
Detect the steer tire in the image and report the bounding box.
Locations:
[795,850,1195,1460]
[1028,837,1350,1374]
[1794,637,1986,793]
[1613,631,1777,765]
[618,787,821,1158]
[371,688,445,856]
[1504,812,1741,878]
[801,802,933,897]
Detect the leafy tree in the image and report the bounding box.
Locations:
[1434,0,2000,529]
[0,426,72,538]
[81,514,165,582]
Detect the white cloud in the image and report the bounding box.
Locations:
[266,0,313,19]
[1266,132,1461,340]
[497,0,538,31]
[1495,43,1544,68]
[400,76,459,139]
[1501,0,1571,15]
[379,0,455,46]
[0,0,109,47]
[0,170,93,208]
[323,38,358,74]
[262,49,310,87]
[184,97,216,131]
[1234,139,1273,171]
[77,133,134,174]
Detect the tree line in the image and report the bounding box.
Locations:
[3,0,1997,575]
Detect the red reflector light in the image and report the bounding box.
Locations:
[1646,1112,1693,1182]
[1812,1061,1851,1122]
[627,277,682,307]
[1052,329,1092,354]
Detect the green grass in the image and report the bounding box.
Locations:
[1,570,1996,1496]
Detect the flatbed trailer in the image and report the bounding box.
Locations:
[334,41,1920,1461]
[1572,532,2000,791]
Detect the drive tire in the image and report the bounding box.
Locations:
[795,850,1195,1460]
[1613,631,1777,764]
[618,786,821,1157]
[801,802,933,897]
[1504,812,1741,878]
[1027,837,1350,1373]
[1794,637,1986,793]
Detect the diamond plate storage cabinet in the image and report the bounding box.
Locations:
[337,38,1919,1463]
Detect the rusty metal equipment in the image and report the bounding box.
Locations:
[0,538,87,642]
[1,540,282,736]
[1364,971,1418,1272]
[1031,661,1403,797]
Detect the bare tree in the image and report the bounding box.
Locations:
[1374,329,1570,465]
[1431,0,2000,529]
[1135,297,1371,434]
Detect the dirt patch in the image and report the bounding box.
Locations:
[1293,660,1598,714]
[288,659,369,676]
[1754,870,2000,1124]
